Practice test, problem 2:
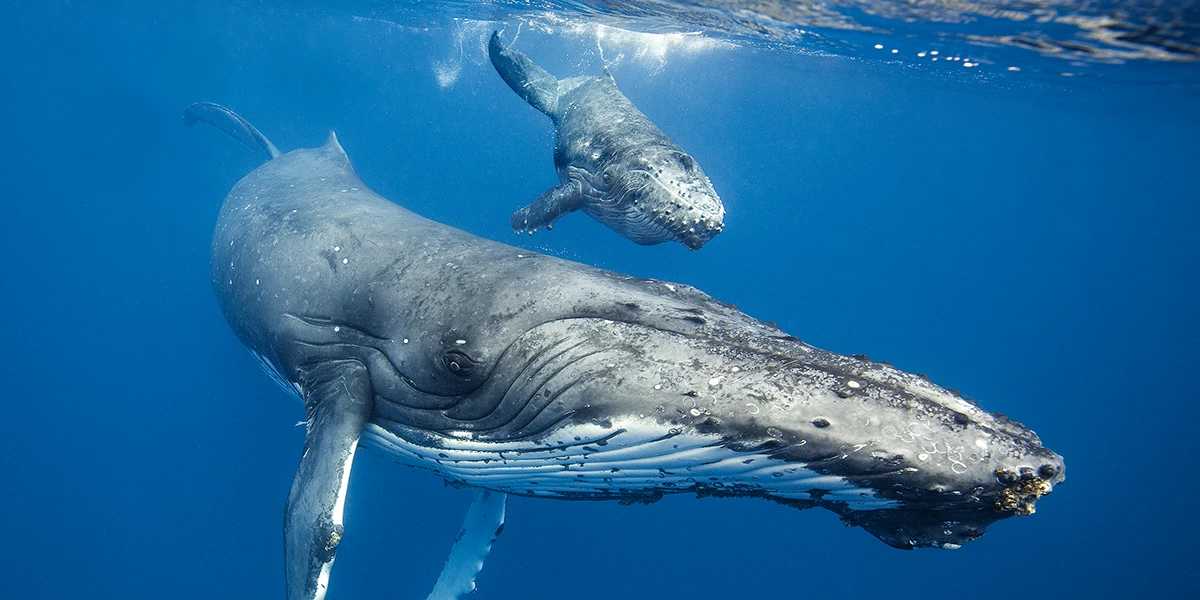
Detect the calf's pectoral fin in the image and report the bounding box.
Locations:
[511,181,584,234]
[285,360,374,600]
[426,489,508,600]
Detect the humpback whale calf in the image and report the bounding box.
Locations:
[488,32,725,250]
[186,103,1064,600]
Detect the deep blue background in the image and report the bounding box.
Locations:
[2,3,1198,599]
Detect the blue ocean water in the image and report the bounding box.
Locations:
[2,1,1198,599]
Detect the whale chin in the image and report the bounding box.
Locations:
[836,505,1003,549]
[667,214,724,251]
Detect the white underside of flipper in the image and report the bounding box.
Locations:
[427,489,508,600]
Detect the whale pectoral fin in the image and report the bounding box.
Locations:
[426,490,508,600]
[488,31,560,118]
[285,360,374,600]
[183,102,281,160]
[511,182,584,234]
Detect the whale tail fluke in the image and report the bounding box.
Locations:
[488,31,561,119]
[183,102,281,161]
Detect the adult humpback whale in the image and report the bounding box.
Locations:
[488,32,726,250]
[187,103,1064,600]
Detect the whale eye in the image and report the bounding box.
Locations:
[443,349,478,378]
[602,172,613,185]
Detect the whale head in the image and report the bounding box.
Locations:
[582,148,725,250]
[441,305,1066,549]
[334,260,1064,550]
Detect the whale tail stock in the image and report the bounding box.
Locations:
[183,101,282,160]
[488,31,562,119]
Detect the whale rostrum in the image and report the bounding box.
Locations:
[488,31,726,250]
[187,103,1063,600]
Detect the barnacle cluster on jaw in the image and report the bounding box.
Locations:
[325,528,343,552]
[994,468,1052,516]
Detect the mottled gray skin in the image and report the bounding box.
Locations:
[489,32,725,250]
[197,113,1063,599]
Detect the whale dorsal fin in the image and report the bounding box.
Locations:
[183,102,281,160]
[488,31,561,119]
[318,131,353,172]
